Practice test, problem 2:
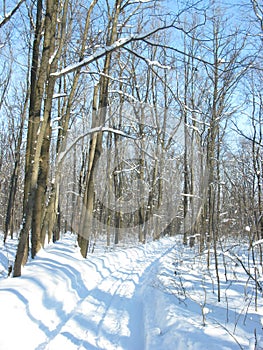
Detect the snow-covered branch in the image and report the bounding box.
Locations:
[83,71,130,85]
[146,59,171,70]
[52,37,134,77]
[0,0,25,29]
[128,0,153,3]
[58,126,137,165]
[109,89,139,102]
[51,21,181,78]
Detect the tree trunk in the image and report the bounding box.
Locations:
[13,0,60,276]
[4,92,28,242]
[78,0,122,257]
[42,0,98,248]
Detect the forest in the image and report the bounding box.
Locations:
[0,0,262,287]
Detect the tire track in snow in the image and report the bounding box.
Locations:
[37,239,176,350]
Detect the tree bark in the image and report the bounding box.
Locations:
[78,0,122,257]
[13,0,61,276]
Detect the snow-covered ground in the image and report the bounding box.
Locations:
[0,233,262,350]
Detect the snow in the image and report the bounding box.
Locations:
[146,59,171,70]
[128,0,152,3]
[49,49,58,65]
[253,239,263,247]
[0,233,263,350]
[52,93,67,99]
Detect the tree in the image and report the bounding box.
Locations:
[4,90,28,243]
[6,0,258,279]
[77,0,123,257]
[13,0,69,276]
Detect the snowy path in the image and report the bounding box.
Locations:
[37,240,174,350]
[0,235,175,350]
[1,234,262,350]
[41,245,167,350]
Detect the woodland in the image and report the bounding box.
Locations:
[0,0,262,286]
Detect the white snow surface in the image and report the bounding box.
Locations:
[0,233,262,350]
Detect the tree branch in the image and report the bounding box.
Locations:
[57,126,137,165]
[251,0,263,31]
[0,0,25,29]
[231,120,263,148]
[51,19,201,78]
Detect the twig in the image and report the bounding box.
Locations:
[212,319,244,350]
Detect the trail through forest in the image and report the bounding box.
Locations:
[35,236,174,350]
[0,233,262,350]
